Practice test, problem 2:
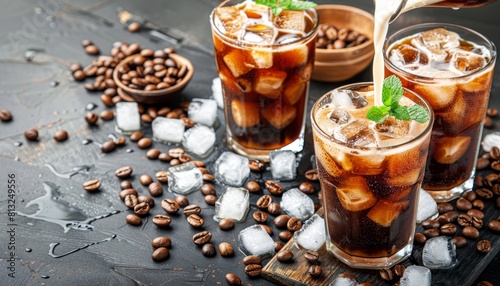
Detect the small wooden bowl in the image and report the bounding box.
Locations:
[312,5,374,82]
[113,53,194,104]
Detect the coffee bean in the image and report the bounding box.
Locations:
[161,198,180,214]
[457,214,473,227]
[99,110,114,121]
[115,166,132,178]
[488,220,500,233]
[393,264,406,278]
[379,268,394,281]
[484,116,493,128]
[200,184,216,196]
[85,112,99,125]
[124,194,138,208]
[137,137,152,149]
[193,231,212,245]
[242,255,261,265]
[476,158,490,170]
[467,209,484,220]
[274,241,284,252]
[265,180,283,195]
[120,180,133,190]
[299,182,315,194]
[249,160,265,172]
[155,171,168,183]
[462,226,480,239]
[152,215,172,228]
[304,250,319,263]
[437,202,453,214]
[492,161,500,172]
[472,216,484,229]
[279,230,293,242]
[119,188,137,200]
[267,202,282,216]
[440,223,457,236]
[24,128,38,141]
[152,247,169,262]
[308,265,322,277]
[187,214,204,228]
[476,188,494,199]
[477,240,491,254]
[246,181,261,193]
[256,195,272,209]
[114,136,126,146]
[152,236,171,248]
[474,175,484,187]
[54,130,68,142]
[305,169,319,181]
[128,22,141,32]
[253,211,268,224]
[82,179,100,192]
[183,204,201,216]
[219,218,235,231]
[140,174,153,186]
[287,217,302,231]
[424,228,440,238]
[146,148,160,159]
[101,140,116,153]
[130,131,143,142]
[191,160,205,168]
[148,182,163,197]
[456,198,472,211]
[244,264,262,277]
[202,243,216,257]
[126,214,141,226]
[175,195,189,207]
[202,173,215,182]
[225,273,242,286]
[483,174,499,188]
[85,45,100,55]
[477,282,494,286]
[274,214,291,228]
[276,250,293,262]
[141,113,153,123]
[260,224,273,236]
[168,147,184,158]
[438,211,459,224]
[421,219,440,229]
[451,236,467,248]
[170,158,181,166]
[463,191,477,202]
[134,202,150,216]
[414,233,427,244]
[204,194,217,205]
[218,242,234,257]
[490,146,500,160]
[138,195,155,207]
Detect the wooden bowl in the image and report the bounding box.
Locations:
[113,53,194,104]
[312,5,374,82]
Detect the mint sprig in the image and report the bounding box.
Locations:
[255,0,317,16]
[367,75,430,124]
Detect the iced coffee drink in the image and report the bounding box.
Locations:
[311,81,433,269]
[385,23,496,201]
[210,0,318,161]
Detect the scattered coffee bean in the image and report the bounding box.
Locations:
[124,194,138,208]
[139,174,153,186]
[421,219,440,229]
[137,137,152,149]
[287,217,302,231]
[218,242,235,257]
[114,136,126,146]
[490,146,500,160]
[148,182,163,197]
[276,250,294,262]
[265,180,284,195]
[246,181,261,193]
[476,158,490,170]
[451,236,467,248]
[73,70,86,81]
[249,160,265,171]
[274,241,284,252]
[161,198,180,214]
[128,22,141,32]
[168,147,185,158]
[146,148,161,159]
[85,44,100,55]
[175,195,188,207]
[152,247,169,262]
[279,230,293,242]
[477,240,491,254]
[24,128,38,141]
[170,158,181,166]
[187,214,204,228]
[308,265,322,277]
[202,243,216,257]
[115,166,132,178]
[457,214,473,227]
[219,218,235,231]
[477,281,494,286]
[437,202,453,214]
[423,228,440,238]
[393,264,406,278]
[54,130,68,142]
[256,195,272,209]
[456,198,472,211]
[472,199,485,210]
[299,181,315,194]
[242,255,261,265]
[467,209,484,220]
[304,250,319,263]
[183,204,201,216]
[126,214,141,226]
[120,180,133,190]
[414,233,427,244]
[261,224,273,236]
[474,175,484,187]
[305,169,319,181]
[488,220,500,233]
[225,273,242,286]
[200,184,216,196]
[152,215,172,228]
[152,236,171,248]
[487,108,498,117]
[130,131,143,142]
[83,179,101,192]
[202,173,215,182]
[119,188,137,200]
[244,264,262,277]
[100,110,114,121]
[268,202,282,216]
[193,231,212,245]
[253,211,268,224]
[462,226,480,239]
[476,188,493,199]
[274,214,291,228]
[155,171,168,183]
[134,202,150,216]
[379,268,394,282]
[85,112,99,125]
[138,195,155,207]
[463,190,477,202]
[204,194,217,205]
[101,140,116,153]
[438,211,459,224]
[440,223,457,236]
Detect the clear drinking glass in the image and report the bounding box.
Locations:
[311,82,434,269]
[384,23,496,202]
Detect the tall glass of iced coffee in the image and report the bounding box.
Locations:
[210,0,318,161]
[385,23,496,202]
[311,81,433,269]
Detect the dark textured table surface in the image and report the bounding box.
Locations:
[0,0,499,285]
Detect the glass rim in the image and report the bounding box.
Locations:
[310,81,435,152]
[209,0,319,49]
[384,22,497,81]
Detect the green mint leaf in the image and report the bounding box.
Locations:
[272,7,283,16]
[382,75,403,106]
[255,0,317,16]
[391,105,410,121]
[288,1,318,10]
[367,106,389,124]
[408,105,430,123]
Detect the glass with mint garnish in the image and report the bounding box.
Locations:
[310,77,434,269]
[209,0,318,161]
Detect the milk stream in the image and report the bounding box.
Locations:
[373,0,442,106]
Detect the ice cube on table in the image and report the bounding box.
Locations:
[211,77,224,109]
[167,162,203,195]
[400,265,432,286]
[416,189,438,223]
[188,98,218,127]
[423,236,458,269]
[214,151,250,186]
[182,124,216,158]
[115,102,140,133]
[280,188,314,221]
[329,276,358,286]
[294,214,326,251]
[152,117,185,143]
[238,224,275,259]
[214,187,250,222]
[270,150,297,181]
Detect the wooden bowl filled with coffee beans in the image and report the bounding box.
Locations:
[312,5,374,82]
[113,48,194,104]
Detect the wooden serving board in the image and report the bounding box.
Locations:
[262,205,500,286]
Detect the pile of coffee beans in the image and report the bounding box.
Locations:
[316,23,369,50]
